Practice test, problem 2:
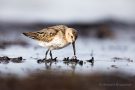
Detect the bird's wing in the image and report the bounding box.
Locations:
[23,25,67,42]
[38,25,67,42]
[38,28,59,42]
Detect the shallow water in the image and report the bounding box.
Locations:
[0,30,135,76]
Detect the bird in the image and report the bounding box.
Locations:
[23,25,78,60]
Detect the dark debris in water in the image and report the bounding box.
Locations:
[63,57,79,63]
[87,57,94,64]
[63,57,84,66]
[111,65,118,68]
[0,55,95,67]
[112,57,133,62]
[86,57,94,67]
[0,56,24,64]
[37,57,58,64]
[37,56,94,67]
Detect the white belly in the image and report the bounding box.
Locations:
[38,37,70,50]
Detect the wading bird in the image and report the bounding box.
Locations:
[23,25,78,60]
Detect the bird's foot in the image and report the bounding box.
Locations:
[37,57,57,64]
[63,57,70,61]
[50,57,57,62]
[44,57,57,62]
[37,58,46,64]
[71,55,77,60]
[71,55,78,62]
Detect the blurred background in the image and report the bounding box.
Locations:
[0,1,135,90]
[0,0,135,23]
[0,0,135,40]
[0,0,135,38]
[0,0,135,32]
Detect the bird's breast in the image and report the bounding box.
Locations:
[38,36,70,50]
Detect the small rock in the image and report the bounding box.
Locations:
[37,59,44,64]
[0,56,24,64]
[79,60,83,66]
[87,57,94,64]
[111,65,118,68]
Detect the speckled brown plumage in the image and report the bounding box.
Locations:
[23,25,68,42]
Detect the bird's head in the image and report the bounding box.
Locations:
[65,28,78,43]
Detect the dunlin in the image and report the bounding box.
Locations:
[23,25,78,60]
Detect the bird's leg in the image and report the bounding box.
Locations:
[72,42,77,59]
[44,49,49,60]
[49,50,53,60]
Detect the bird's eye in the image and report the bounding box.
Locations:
[71,36,73,38]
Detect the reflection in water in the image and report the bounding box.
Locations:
[45,61,52,70]
[37,57,57,70]
[37,57,95,73]
[70,62,77,74]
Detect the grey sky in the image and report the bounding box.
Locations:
[0,0,135,23]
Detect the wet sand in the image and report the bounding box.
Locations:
[0,71,135,90]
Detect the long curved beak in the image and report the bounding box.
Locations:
[72,42,76,56]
